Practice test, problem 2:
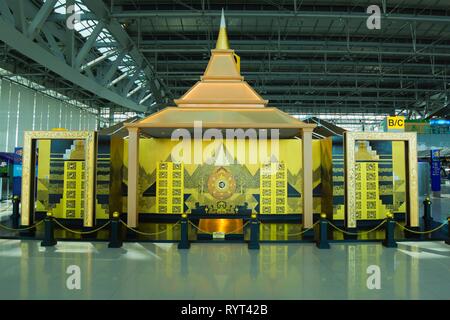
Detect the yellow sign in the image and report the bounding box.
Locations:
[386,116,405,130]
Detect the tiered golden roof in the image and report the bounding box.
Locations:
[125,9,315,137]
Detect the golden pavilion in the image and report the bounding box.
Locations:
[124,10,317,232]
[20,10,419,238]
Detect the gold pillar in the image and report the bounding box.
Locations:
[127,127,140,227]
[21,133,36,226]
[85,132,97,227]
[301,128,314,228]
[344,132,357,228]
[406,134,419,227]
[109,136,124,215]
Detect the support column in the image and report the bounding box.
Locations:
[127,127,140,228]
[302,128,314,228]
[21,134,36,226]
[407,135,419,227]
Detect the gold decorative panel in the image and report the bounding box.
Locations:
[156,162,184,214]
[260,162,287,214]
[62,161,85,219]
[355,162,388,220]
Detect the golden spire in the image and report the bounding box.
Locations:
[215,8,230,50]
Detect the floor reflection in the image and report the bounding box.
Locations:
[0,239,449,299]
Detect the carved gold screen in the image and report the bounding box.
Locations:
[260,162,287,214]
[62,161,85,219]
[156,162,184,214]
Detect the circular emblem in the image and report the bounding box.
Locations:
[207,167,236,200]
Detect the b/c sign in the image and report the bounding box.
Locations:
[386,116,405,130]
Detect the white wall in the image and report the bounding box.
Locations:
[0,78,98,152]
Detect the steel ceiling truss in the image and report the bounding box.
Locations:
[106,2,449,120]
[108,10,450,24]
[0,0,168,114]
[0,45,109,124]
[1,0,449,123]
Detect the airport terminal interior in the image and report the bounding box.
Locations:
[0,0,449,300]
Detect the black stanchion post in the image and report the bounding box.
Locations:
[108,212,122,248]
[41,212,57,247]
[382,213,397,248]
[178,214,190,249]
[423,197,433,232]
[248,214,260,250]
[445,217,450,246]
[11,196,20,229]
[316,213,330,249]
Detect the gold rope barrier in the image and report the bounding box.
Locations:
[188,220,251,235]
[53,219,111,235]
[327,219,387,236]
[259,220,320,237]
[188,221,213,235]
[120,220,181,237]
[395,220,448,234]
[0,219,44,231]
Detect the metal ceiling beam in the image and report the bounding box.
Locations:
[3,2,445,120]
[151,59,449,69]
[276,107,396,114]
[81,49,117,70]
[0,60,103,118]
[1,52,101,103]
[275,102,397,107]
[74,20,105,69]
[26,0,57,39]
[263,95,415,102]
[0,0,13,23]
[0,1,147,113]
[168,86,442,94]
[108,10,450,24]
[81,0,168,107]
[101,50,126,85]
[161,72,449,82]
[140,47,450,57]
[280,109,394,115]
[275,101,396,106]
[136,39,450,51]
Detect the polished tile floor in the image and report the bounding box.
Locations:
[0,240,449,300]
[0,187,448,300]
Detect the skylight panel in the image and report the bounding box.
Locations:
[97,47,114,54]
[54,0,66,14]
[75,1,89,12]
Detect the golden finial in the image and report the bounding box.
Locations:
[215,8,230,50]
